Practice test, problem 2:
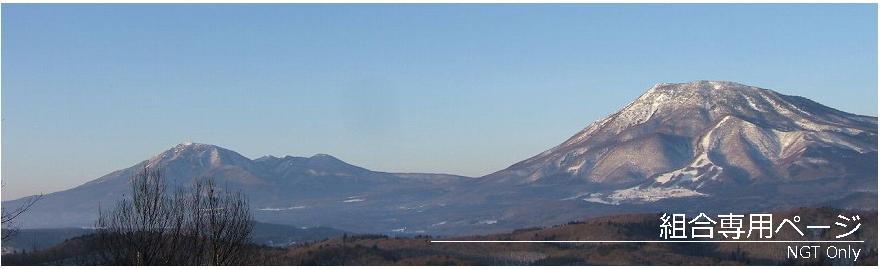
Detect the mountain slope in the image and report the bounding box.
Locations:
[431,81,876,233]
[485,81,876,195]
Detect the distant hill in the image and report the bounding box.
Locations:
[280,208,878,265]
[1,228,92,254]
[1,221,346,254]
[5,208,875,265]
[251,222,346,247]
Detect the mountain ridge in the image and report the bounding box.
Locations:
[4,80,876,236]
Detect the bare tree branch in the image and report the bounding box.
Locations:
[2,188,43,240]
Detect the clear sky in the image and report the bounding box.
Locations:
[2,4,877,200]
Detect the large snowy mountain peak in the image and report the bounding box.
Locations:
[487,81,877,192]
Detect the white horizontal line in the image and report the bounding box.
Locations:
[806,225,831,229]
[430,240,865,243]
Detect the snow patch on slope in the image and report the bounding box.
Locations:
[609,186,706,202]
[258,205,307,211]
[582,186,707,205]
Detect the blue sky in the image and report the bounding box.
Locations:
[2,4,877,199]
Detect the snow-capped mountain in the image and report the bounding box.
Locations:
[483,81,876,206]
[3,81,876,235]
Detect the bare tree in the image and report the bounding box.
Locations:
[95,168,181,265]
[1,187,43,240]
[188,178,253,265]
[95,167,253,265]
